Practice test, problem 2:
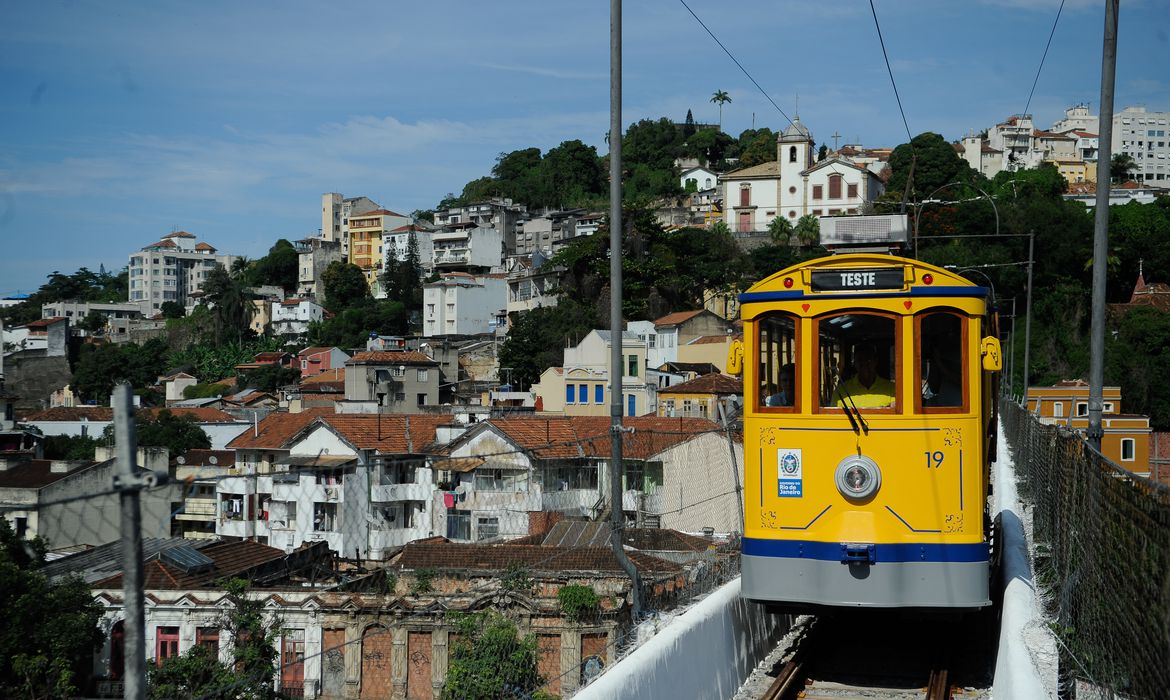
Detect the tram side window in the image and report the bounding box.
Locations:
[757,314,797,409]
[818,313,897,409]
[920,312,966,409]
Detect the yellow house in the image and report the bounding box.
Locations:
[678,333,741,374]
[1025,381,1150,474]
[657,373,742,419]
[531,330,653,417]
[347,209,411,292]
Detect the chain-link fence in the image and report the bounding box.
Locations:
[1000,398,1170,699]
[2,391,745,699]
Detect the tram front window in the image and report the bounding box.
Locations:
[818,313,898,410]
[757,314,797,409]
[919,312,966,409]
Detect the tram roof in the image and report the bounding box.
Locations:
[740,252,990,304]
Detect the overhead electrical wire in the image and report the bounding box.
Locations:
[868,0,914,145]
[677,0,795,131]
[1022,0,1067,118]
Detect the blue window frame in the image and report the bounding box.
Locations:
[627,394,636,416]
[579,384,587,404]
[566,385,575,403]
[594,385,604,403]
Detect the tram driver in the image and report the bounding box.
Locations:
[835,343,895,408]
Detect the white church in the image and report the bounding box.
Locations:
[721,118,886,232]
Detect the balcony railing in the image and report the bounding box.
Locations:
[371,483,432,503]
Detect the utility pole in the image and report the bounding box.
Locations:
[114,383,146,700]
[609,0,640,619]
[1088,0,1119,450]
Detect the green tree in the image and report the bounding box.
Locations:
[72,338,169,403]
[306,300,407,349]
[793,214,820,249]
[500,300,599,388]
[683,108,696,138]
[884,132,982,207]
[767,216,793,245]
[737,128,777,167]
[1110,153,1138,183]
[236,364,301,393]
[818,144,829,161]
[42,434,99,460]
[159,301,186,319]
[201,265,255,347]
[77,311,107,334]
[442,612,546,700]
[244,239,299,294]
[710,89,732,130]
[321,261,370,313]
[183,382,228,400]
[103,409,211,453]
[0,519,104,700]
[0,266,128,327]
[147,578,280,700]
[381,231,424,312]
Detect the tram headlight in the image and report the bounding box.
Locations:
[835,455,881,500]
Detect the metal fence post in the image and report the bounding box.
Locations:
[114,383,146,700]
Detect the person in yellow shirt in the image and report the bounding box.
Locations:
[835,343,895,408]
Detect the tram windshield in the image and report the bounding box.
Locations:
[817,313,898,410]
[918,311,967,410]
[757,314,797,410]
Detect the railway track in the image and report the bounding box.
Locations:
[737,609,995,700]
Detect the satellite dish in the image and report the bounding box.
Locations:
[208,455,218,465]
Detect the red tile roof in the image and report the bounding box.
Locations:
[317,414,449,453]
[141,407,241,424]
[194,242,216,251]
[163,230,196,239]
[0,459,97,489]
[471,416,720,460]
[24,407,114,422]
[658,373,742,396]
[147,239,178,248]
[226,408,334,450]
[396,542,682,575]
[95,539,288,589]
[348,351,436,366]
[688,335,729,345]
[24,317,67,328]
[653,310,704,328]
[301,368,345,385]
[298,346,336,358]
[353,208,405,218]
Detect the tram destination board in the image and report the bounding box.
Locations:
[810,268,904,292]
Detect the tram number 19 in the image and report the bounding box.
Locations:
[924,451,945,469]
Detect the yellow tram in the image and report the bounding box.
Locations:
[729,253,1001,610]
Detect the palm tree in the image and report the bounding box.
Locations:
[710,90,732,131]
[1110,153,1138,184]
[794,214,820,249]
[768,217,794,245]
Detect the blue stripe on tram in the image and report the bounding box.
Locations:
[742,537,988,563]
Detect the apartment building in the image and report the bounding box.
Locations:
[432,198,526,254]
[294,236,344,299]
[127,231,238,313]
[382,224,434,275]
[343,351,441,412]
[320,192,380,258]
[1114,106,1170,185]
[346,209,412,292]
[431,223,505,273]
[532,330,653,417]
[41,301,143,336]
[422,273,507,337]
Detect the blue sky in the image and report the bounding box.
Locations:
[1,0,1167,295]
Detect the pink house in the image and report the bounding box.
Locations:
[296,346,351,378]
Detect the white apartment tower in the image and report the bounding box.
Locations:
[1114,106,1170,185]
[127,232,238,313]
